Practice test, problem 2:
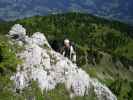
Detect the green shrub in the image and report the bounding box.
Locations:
[87,68,97,78]
[0,35,21,74]
[106,78,133,100]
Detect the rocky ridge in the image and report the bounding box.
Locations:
[9,24,117,100]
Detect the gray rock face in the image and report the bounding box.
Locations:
[10,24,117,100]
[9,24,26,38]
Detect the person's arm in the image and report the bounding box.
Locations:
[70,46,76,63]
[60,47,65,56]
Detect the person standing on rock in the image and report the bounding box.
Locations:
[61,39,76,64]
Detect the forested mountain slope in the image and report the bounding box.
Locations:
[0,0,133,24]
[0,13,133,100]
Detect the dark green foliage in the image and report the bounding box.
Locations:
[105,78,133,100]
[76,45,87,66]
[0,35,21,74]
[0,35,23,100]
[0,13,132,59]
[0,13,132,58]
[0,75,22,100]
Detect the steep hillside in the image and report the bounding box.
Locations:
[0,13,133,100]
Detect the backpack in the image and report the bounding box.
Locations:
[64,46,71,59]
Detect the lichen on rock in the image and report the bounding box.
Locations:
[10,24,117,100]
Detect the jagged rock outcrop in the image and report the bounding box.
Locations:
[10,24,117,100]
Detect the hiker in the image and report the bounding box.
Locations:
[61,39,76,64]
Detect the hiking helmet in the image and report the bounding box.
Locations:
[64,39,70,44]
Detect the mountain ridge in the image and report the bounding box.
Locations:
[0,0,133,24]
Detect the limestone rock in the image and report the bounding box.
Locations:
[9,24,26,39]
[9,24,117,100]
